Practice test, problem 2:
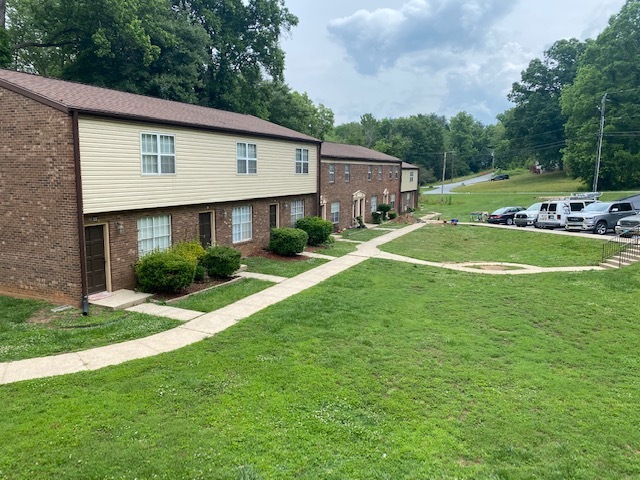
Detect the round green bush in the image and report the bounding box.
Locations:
[295,216,333,246]
[388,211,398,220]
[201,245,241,278]
[194,264,206,282]
[269,227,308,256]
[170,241,205,267]
[135,251,195,294]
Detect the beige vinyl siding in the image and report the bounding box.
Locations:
[79,116,318,214]
[401,168,418,192]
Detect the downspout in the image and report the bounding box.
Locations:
[317,142,322,216]
[72,110,89,315]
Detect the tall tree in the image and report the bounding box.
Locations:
[505,38,587,170]
[7,0,210,103]
[0,0,9,67]
[174,0,298,114]
[447,112,488,175]
[562,0,640,190]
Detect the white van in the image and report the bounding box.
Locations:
[536,200,594,229]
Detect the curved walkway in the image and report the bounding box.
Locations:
[0,218,603,385]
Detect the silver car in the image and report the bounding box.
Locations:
[615,213,640,237]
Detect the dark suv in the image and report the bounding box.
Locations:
[491,174,509,181]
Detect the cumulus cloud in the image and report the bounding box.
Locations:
[327,0,517,75]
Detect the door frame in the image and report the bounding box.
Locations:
[199,210,216,247]
[269,203,279,230]
[85,223,112,293]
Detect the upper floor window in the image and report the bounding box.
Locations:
[368,165,373,181]
[395,166,399,179]
[344,164,351,182]
[295,148,309,174]
[329,164,335,183]
[410,171,415,182]
[137,215,171,257]
[141,133,175,175]
[389,166,393,180]
[237,142,257,174]
[291,200,305,225]
[378,166,383,180]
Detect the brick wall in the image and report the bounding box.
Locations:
[83,193,317,290]
[321,161,401,230]
[0,87,82,305]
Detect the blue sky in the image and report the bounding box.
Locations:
[281,0,627,126]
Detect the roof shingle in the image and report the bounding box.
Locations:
[321,142,400,163]
[0,69,320,143]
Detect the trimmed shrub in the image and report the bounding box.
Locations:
[171,241,205,267]
[194,265,206,282]
[296,216,333,246]
[388,211,398,220]
[201,245,241,278]
[371,211,383,224]
[269,227,308,256]
[378,203,392,220]
[135,250,195,294]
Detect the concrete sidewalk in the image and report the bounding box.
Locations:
[0,217,604,385]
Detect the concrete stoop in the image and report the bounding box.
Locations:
[88,289,153,310]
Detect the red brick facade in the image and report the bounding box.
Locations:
[321,161,401,230]
[83,194,317,291]
[0,87,83,304]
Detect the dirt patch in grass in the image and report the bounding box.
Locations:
[250,249,317,262]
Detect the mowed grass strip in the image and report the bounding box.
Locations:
[380,224,605,267]
[1,260,639,479]
[172,278,275,312]
[0,296,181,362]
[242,256,327,278]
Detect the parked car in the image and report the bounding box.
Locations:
[536,199,594,229]
[491,174,509,181]
[514,202,543,227]
[565,201,637,235]
[488,206,525,225]
[615,213,640,237]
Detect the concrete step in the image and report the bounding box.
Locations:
[88,289,153,310]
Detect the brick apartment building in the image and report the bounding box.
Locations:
[319,142,419,230]
[0,69,320,306]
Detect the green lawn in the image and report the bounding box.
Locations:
[0,296,181,362]
[1,260,639,478]
[172,278,274,312]
[338,227,390,241]
[242,256,327,277]
[380,224,606,267]
[313,241,358,257]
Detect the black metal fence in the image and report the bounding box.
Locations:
[602,234,640,267]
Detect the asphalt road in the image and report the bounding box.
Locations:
[422,172,494,195]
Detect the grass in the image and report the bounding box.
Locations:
[172,278,274,312]
[1,260,639,478]
[380,224,606,267]
[242,256,327,277]
[313,241,358,257]
[338,227,389,241]
[0,295,181,362]
[458,170,583,193]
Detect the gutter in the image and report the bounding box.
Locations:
[71,110,89,315]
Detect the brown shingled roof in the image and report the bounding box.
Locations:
[0,69,320,143]
[321,142,401,163]
[402,162,419,169]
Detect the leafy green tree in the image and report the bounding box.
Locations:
[7,0,210,103]
[505,38,588,171]
[447,112,488,175]
[562,0,640,190]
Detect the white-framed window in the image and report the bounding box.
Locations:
[410,171,415,182]
[141,133,175,175]
[345,164,350,182]
[329,164,335,183]
[232,206,252,243]
[390,193,396,209]
[368,165,373,181]
[389,166,393,180]
[295,148,309,174]
[237,142,257,174]
[395,166,399,179]
[290,200,304,225]
[331,202,340,224]
[406,192,411,206]
[378,166,383,180]
[137,215,171,257]
[371,195,378,213]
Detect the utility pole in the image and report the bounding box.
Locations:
[451,151,455,181]
[440,152,447,195]
[491,150,495,170]
[593,92,607,193]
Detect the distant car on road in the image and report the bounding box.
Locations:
[488,206,526,225]
[491,174,510,181]
[514,202,543,227]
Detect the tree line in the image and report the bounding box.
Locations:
[1,0,639,189]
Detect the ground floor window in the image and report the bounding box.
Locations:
[331,202,340,224]
[371,195,378,213]
[232,206,252,243]
[137,215,171,257]
[290,200,305,225]
[406,192,412,207]
[390,193,396,209]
